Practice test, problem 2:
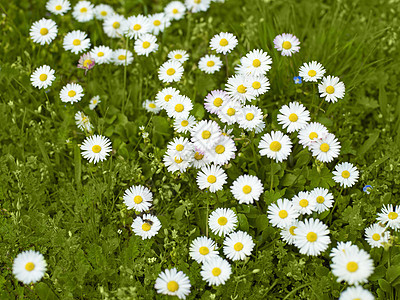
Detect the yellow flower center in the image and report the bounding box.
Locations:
[320,143,330,152]
[174,157,183,164]
[219,38,228,46]
[346,262,358,272]
[25,262,35,271]
[372,233,381,241]
[113,22,120,29]
[149,103,156,108]
[242,185,252,194]
[299,199,309,207]
[172,8,179,14]
[202,130,211,139]
[306,232,317,242]
[176,144,184,151]
[199,246,209,255]
[92,145,101,153]
[167,68,176,75]
[316,196,325,204]
[282,41,292,49]
[269,141,282,152]
[207,175,216,184]
[207,60,215,67]
[174,54,182,59]
[227,108,236,116]
[278,210,288,219]
[134,195,143,204]
[388,212,398,220]
[97,52,104,57]
[309,132,318,140]
[194,0,201,3]
[252,59,261,67]
[246,113,254,121]
[73,39,81,46]
[326,85,335,94]
[83,59,92,68]
[218,216,227,225]
[40,28,48,35]
[237,84,246,94]
[214,145,225,154]
[175,104,184,112]
[341,171,350,178]
[167,281,179,292]
[181,120,189,127]
[252,81,261,89]
[289,113,298,122]
[308,70,317,77]
[153,20,161,26]
[164,95,173,102]
[133,24,141,31]
[213,97,223,107]
[118,55,126,60]
[80,7,87,13]
[39,74,47,81]
[68,90,76,97]
[55,5,62,10]
[142,41,151,49]
[194,152,204,160]
[212,267,221,276]
[234,242,244,251]
[100,11,107,16]
[289,226,297,236]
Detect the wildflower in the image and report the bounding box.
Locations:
[112,49,134,66]
[207,135,236,166]
[277,101,310,133]
[143,99,161,113]
[339,286,374,300]
[74,111,93,132]
[237,105,265,132]
[200,256,232,286]
[267,198,299,228]
[168,50,189,64]
[166,95,193,119]
[103,14,127,38]
[310,133,341,163]
[210,32,238,55]
[164,1,186,21]
[189,236,219,264]
[196,164,227,192]
[309,187,334,213]
[163,149,191,173]
[46,0,71,15]
[90,46,113,65]
[158,60,184,83]
[135,33,159,57]
[173,115,197,134]
[293,76,302,84]
[293,218,331,256]
[126,15,151,39]
[30,65,55,89]
[273,33,300,56]
[155,87,180,110]
[291,191,316,215]
[364,223,390,248]
[377,204,400,230]
[204,90,230,114]
[80,135,112,163]
[235,49,272,76]
[223,231,255,261]
[198,54,223,74]
[166,137,193,160]
[77,52,95,74]
[185,0,211,13]
[155,268,191,299]
[299,61,326,82]
[123,185,153,212]
[72,1,94,22]
[218,100,242,125]
[258,131,292,162]
[94,4,114,20]
[191,120,221,152]
[332,162,359,188]
[208,208,238,236]
[318,75,345,103]
[89,95,101,110]
[225,75,255,104]
[363,185,373,194]
[230,174,263,204]
[247,75,270,97]
[60,83,84,104]
[298,122,329,148]
[149,13,170,35]
[30,18,58,45]
[13,250,47,285]
[280,220,300,245]
[132,214,161,239]
[63,30,91,54]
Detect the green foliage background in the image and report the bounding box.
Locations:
[1,0,400,299]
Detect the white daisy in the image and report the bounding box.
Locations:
[293,218,330,256]
[190,149,212,169]
[74,111,93,132]
[339,286,374,300]
[332,162,359,188]
[330,245,374,285]
[196,164,227,192]
[225,75,255,104]
[113,49,134,66]
[143,99,161,113]
[230,174,263,205]
[210,32,238,55]
[72,1,94,22]
[209,208,238,236]
[277,102,310,133]
[123,185,153,212]
[191,120,221,152]
[280,220,300,245]
[155,87,180,110]
[377,204,400,230]
[173,115,197,134]
[94,4,114,20]
[299,61,326,82]
[204,90,230,114]
[189,236,219,264]
[155,268,191,299]
[291,191,316,215]
[164,1,186,21]
[185,0,211,12]
[168,50,189,64]
[207,135,236,166]
[310,133,341,163]
[89,95,101,110]
[267,198,300,229]
[223,231,254,261]
[237,105,265,132]
[166,95,193,119]
[60,83,84,104]
[158,60,184,83]
[246,75,270,97]
[132,214,161,240]
[258,131,292,162]
[63,30,91,54]
[46,0,71,15]
[134,34,158,56]
[365,223,390,248]
[90,45,113,64]
[298,122,329,149]
[198,54,223,74]
[30,65,55,90]
[163,149,191,173]
[80,135,112,164]
[309,187,334,213]
[330,241,358,259]
[103,14,127,38]
[30,18,58,45]
[218,100,242,125]
[318,75,345,103]
[12,250,47,285]
[273,33,300,56]
[166,136,193,160]
[201,256,231,286]
[149,13,170,35]
[126,15,151,39]
[235,49,272,76]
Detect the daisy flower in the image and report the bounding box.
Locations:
[231,174,263,205]
[149,13,170,35]
[309,187,334,213]
[318,75,345,103]
[77,52,95,74]
[267,198,300,229]
[201,256,232,286]
[209,208,238,236]
[377,204,400,230]
[273,33,300,56]
[223,231,255,261]
[60,83,84,104]
[235,49,272,76]
[191,120,221,152]
[163,149,191,173]
[89,95,100,110]
[80,135,112,164]
[218,100,242,125]
[74,111,93,132]
[159,60,184,83]
[30,65,55,89]
[207,135,236,165]
[196,164,227,192]
[293,218,330,256]
[291,191,316,215]
[298,122,329,148]
[126,15,150,39]
[210,32,238,55]
[185,0,211,12]
[103,14,127,38]
[330,241,358,259]
[94,4,114,20]
[280,220,300,245]
[123,185,153,212]
[299,61,326,82]
[113,49,134,66]
[12,250,47,284]
[155,87,180,110]
[30,18,58,45]
[63,30,91,54]
[134,33,158,56]
[204,90,230,114]
[168,50,189,64]
[189,236,219,264]
[332,162,359,188]
[132,214,161,240]
[310,133,341,163]
[90,45,113,65]
[258,131,292,162]
[166,95,193,119]
[164,1,186,21]
[72,1,94,22]
[46,0,71,15]
[225,75,255,103]
[173,115,197,134]
[277,102,310,133]
[365,223,390,248]
[330,245,374,285]
[237,105,264,132]
[143,99,161,113]
[198,54,223,74]
[339,286,374,300]
[166,136,193,160]
[155,268,191,299]
[190,149,212,169]
[247,75,270,97]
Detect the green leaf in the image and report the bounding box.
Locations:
[35,282,58,300]
[386,265,400,284]
[379,82,388,118]
[281,173,298,186]
[255,215,269,231]
[358,130,380,157]
[192,103,205,119]
[174,205,186,221]
[378,278,391,293]
[238,213,249,231]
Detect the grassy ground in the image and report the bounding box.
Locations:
[1,0,400,299]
